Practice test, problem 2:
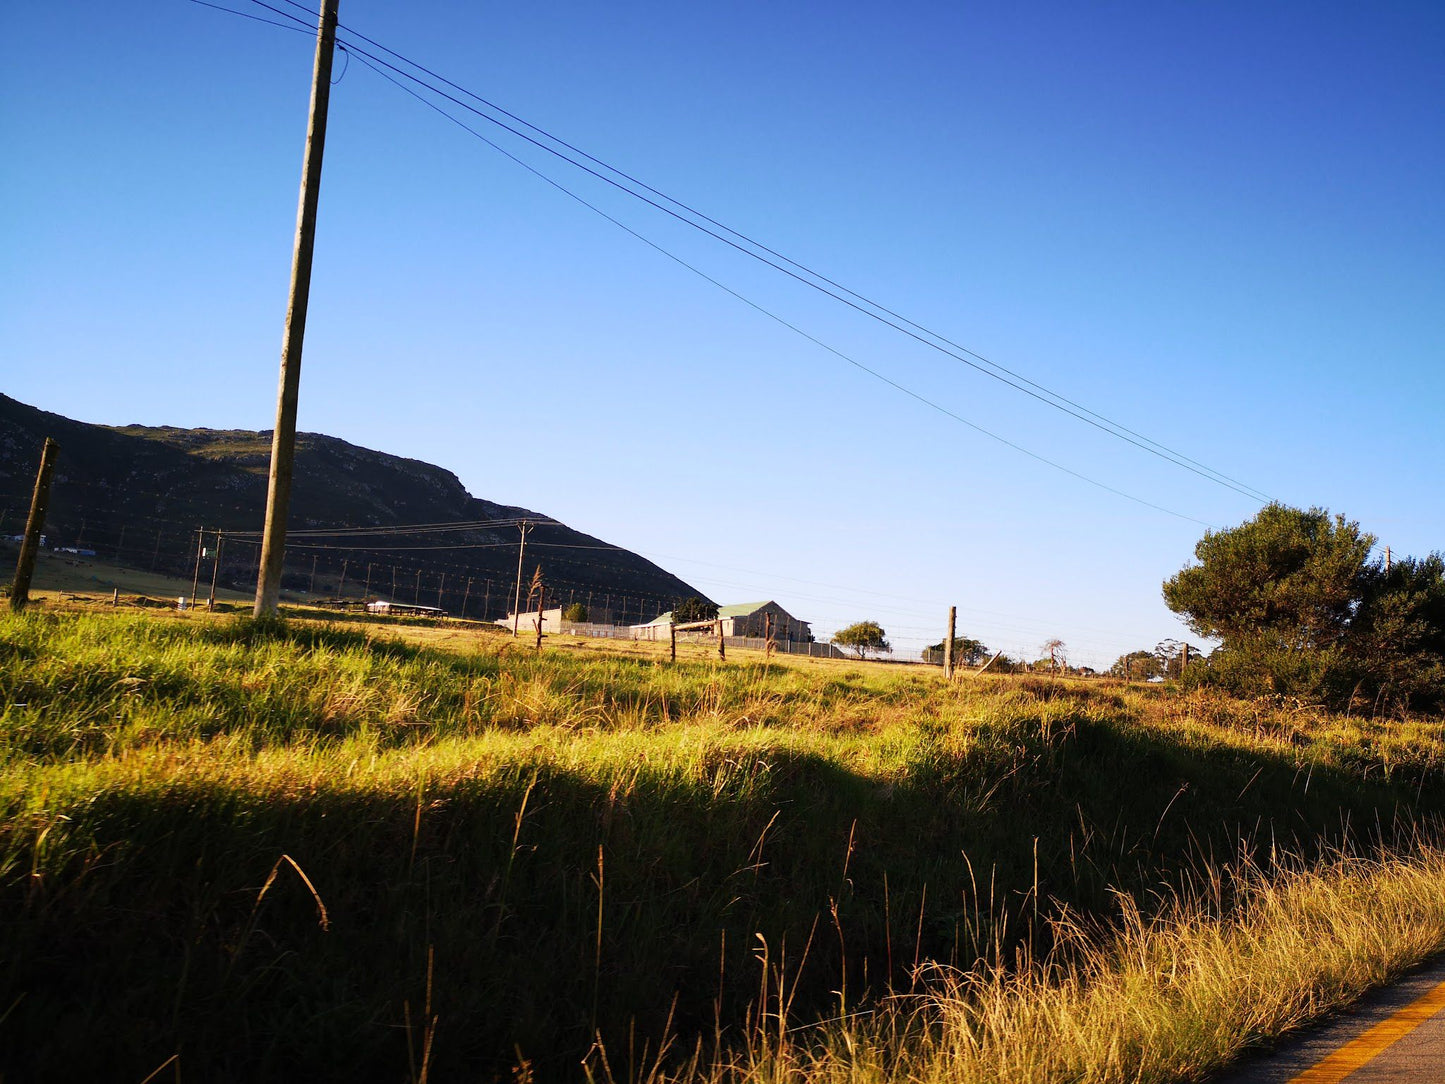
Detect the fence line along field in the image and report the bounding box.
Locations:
[3,602,1445,1082]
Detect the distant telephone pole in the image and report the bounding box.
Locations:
[190,529,205,608]
[9,438,58,613]
[208,531,223,611]
[943,605,956,680]
[512,521,532,635]
[253,0,341,618]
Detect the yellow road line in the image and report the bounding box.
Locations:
[1289,979,1445,1082]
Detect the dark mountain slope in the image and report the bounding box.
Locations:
[0,394,705,617]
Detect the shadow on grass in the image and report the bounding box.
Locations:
[4,712,1442,1082]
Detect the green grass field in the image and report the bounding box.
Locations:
[9,545,253,603]
[3,608,1444,1081]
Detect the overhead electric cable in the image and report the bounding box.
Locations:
[250,0,1272,505]
[338,46,1212,527]
[193,0,1246,520]
[184,0,309,33]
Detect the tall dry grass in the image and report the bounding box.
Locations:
[3,609,1445,1081]
[630,847,1445,1084]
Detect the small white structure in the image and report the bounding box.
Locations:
[367,600,446,617]
[497,606,565,633]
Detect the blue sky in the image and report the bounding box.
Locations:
[3,1,1441,666]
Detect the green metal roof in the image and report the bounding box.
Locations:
[636,602,797,627]
[717,601,773,618]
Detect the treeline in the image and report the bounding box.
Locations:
[1163,504,1444,712]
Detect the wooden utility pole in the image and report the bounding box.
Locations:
[764,612,775,659]
[414,568,421,604]
[482,579,491,621]
[436,571,446,608]
[944,606,956,680]
[9,438,58,613]
[512,521,531,635]
[337,558,348,599]
[208,531,223,610]
[1385,546,1392,574]
[308,554,318,595]
[364,562,373,599]
[150,527,163,571]
[253,0,341,618]
[190,529,205,609]
[461,576,472,618]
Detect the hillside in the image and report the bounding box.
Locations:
[0,394,704,617]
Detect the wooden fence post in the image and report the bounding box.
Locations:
[716,617,726,661]
[9,438,58,612]
[670,620,677,663]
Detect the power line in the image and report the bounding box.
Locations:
[250,0,1272,506]
[187,0,1251,523]
[336,45,1213,528]
[183,0,309,34]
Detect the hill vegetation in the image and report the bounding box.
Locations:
[3,605,1444,1081]
[0,394,704,612]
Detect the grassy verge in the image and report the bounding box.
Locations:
[2,610,1443,1081]
[672,846,1445,1084]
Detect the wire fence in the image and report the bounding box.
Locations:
[1,482,1155,669]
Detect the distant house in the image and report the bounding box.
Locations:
[718,601,811,640]
[631,601,812,642]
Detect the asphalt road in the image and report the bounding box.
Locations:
[1216,956,1445,1083]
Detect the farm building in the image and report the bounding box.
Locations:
[631,601,812,642]
[497,606,565,633]
[366,600,445,617]
[719,601,811,640]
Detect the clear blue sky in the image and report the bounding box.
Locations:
[3,1,1441,667]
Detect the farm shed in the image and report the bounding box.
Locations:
[630,601,812,643]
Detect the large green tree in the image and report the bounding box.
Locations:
[834,620,891,660]
[1164,504,1374,654]
[924,635,989,667]
[1162,504,1445,709]
[672,597,718,624]
[1110,650,1162,680]
[1348,554,1445,709]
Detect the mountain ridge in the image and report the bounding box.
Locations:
[0,394,707,617]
